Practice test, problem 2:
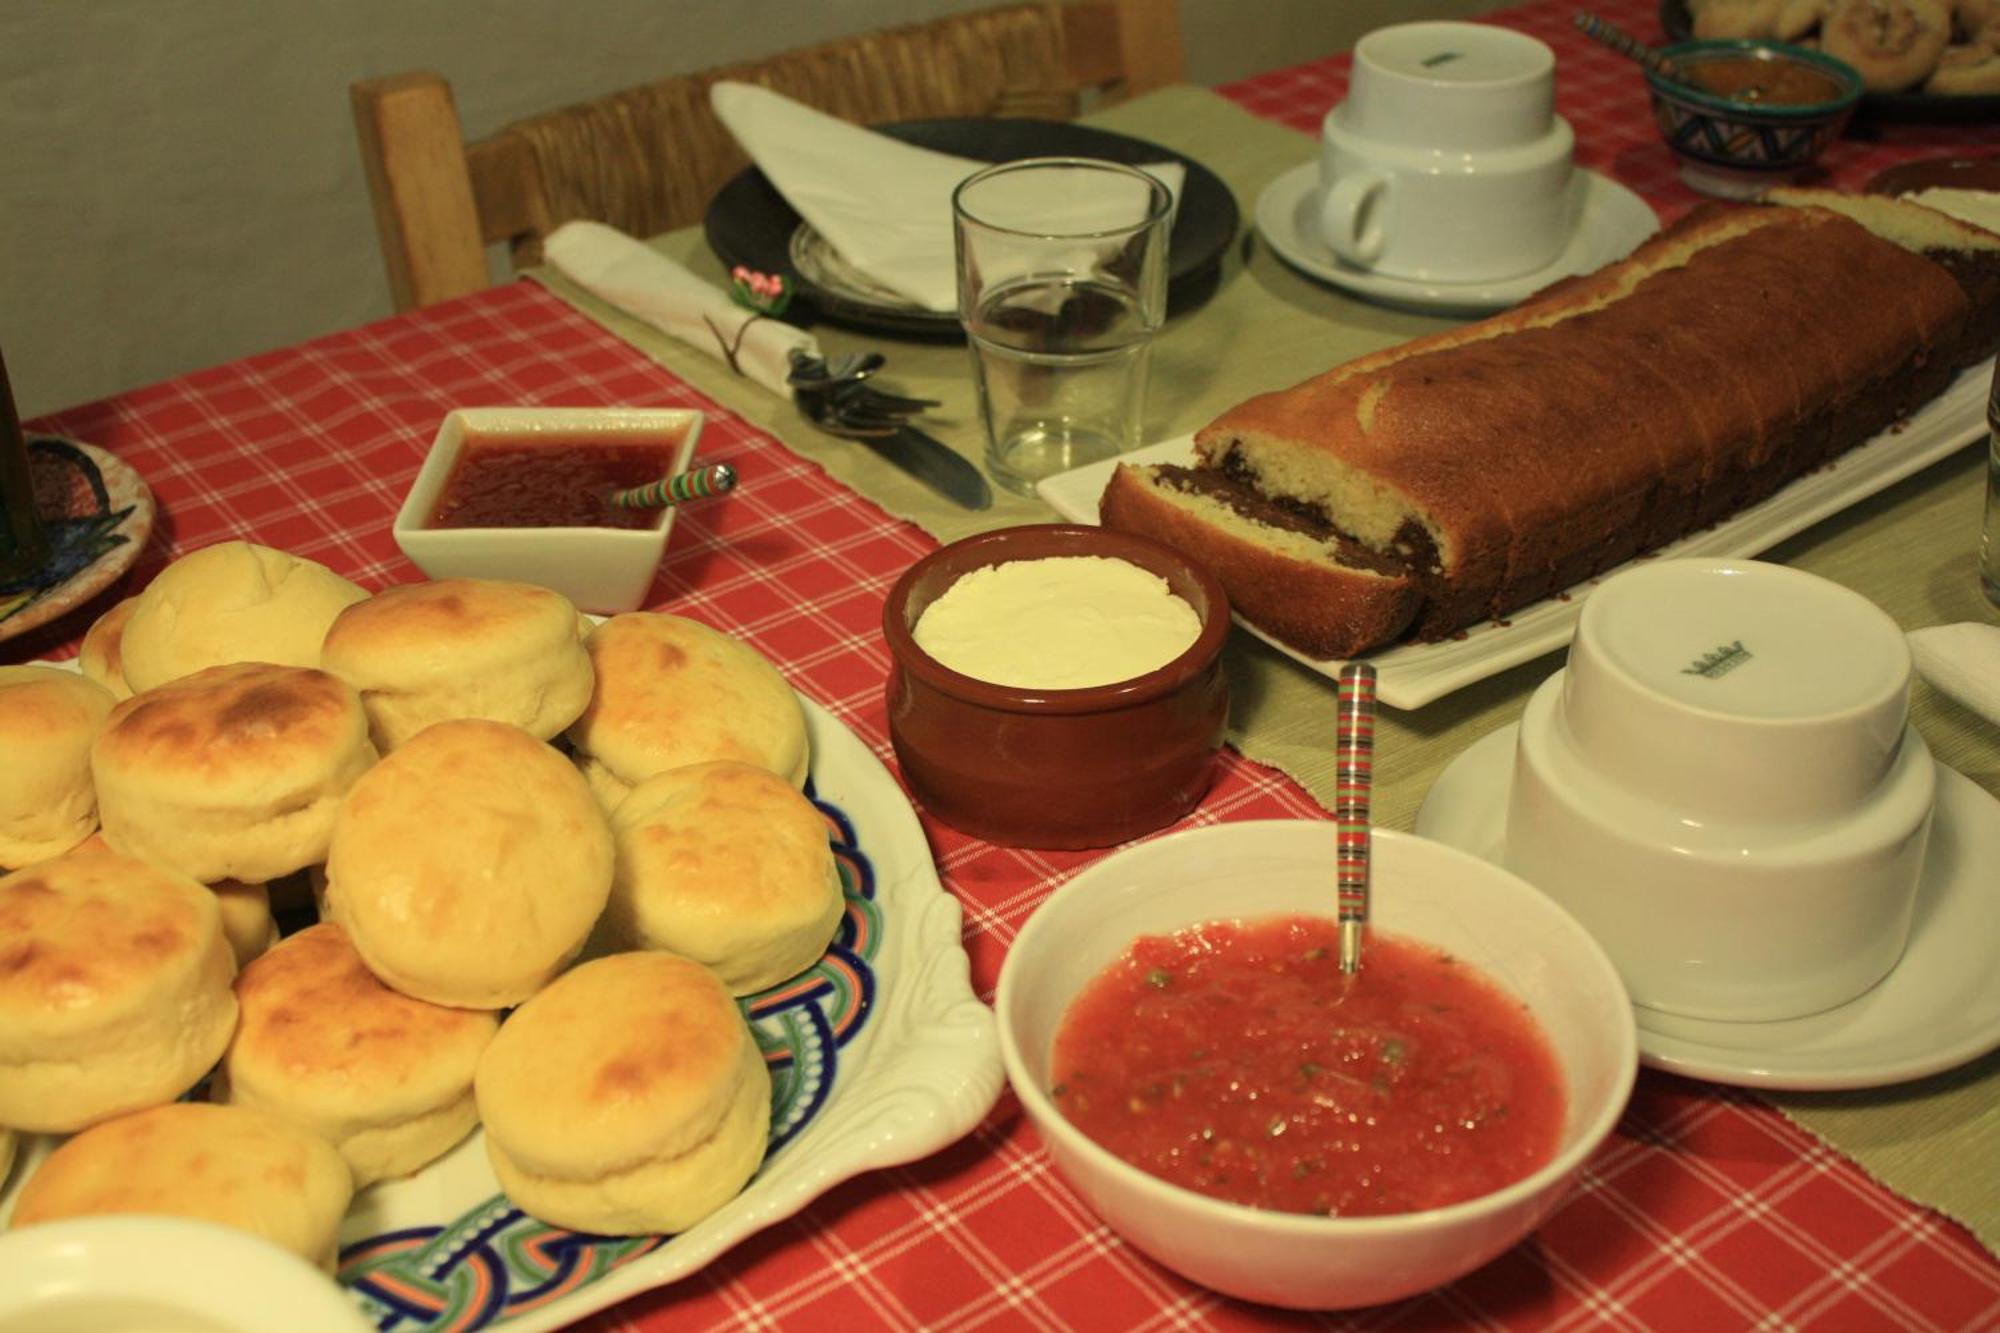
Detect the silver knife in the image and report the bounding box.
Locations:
[848,421,993,511]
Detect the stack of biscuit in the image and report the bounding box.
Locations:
[1689,0,2000,95]
[0,536,843,1256]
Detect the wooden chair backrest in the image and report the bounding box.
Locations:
[352,0,1185,311]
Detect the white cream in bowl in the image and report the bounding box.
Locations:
[912,555,1202,689]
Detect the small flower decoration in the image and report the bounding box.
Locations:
[730,266,792,317]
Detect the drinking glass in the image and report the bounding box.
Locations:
[952,158,1173,497]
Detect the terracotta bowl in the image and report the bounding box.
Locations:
[882,524,1230,850]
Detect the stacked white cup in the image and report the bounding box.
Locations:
[1318,22,1576,283]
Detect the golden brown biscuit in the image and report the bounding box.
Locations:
[474,952,770,1235]
[1822,0,1953,91]
[1926,41,2000,88]
[92,662,377,883]
[1693,0,1786,37]
[0,665,117,868]
[0,846,238,1133]
[10,1103,352,1269]
[77,595,139,699]
[209,878,279,969]
[601,761,843,995]
[119,540,368,694]
[320,578,595,752]
[566,613,808,809]
[220,923,499,1187]
[323,720,612,1008]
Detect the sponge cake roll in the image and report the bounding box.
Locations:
[474,951,770,1235]
[567,613,808,809]
[0,665,117,868]
[119,540,368,693]
[10,1103,353,1269]
[324,720,613,1009]
[220,923,499,1186]
[320,578,595,751]
[0,845,238,1133]
[602,761,844,994]
[92,662,377,883]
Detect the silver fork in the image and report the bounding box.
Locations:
[786,350,939,438]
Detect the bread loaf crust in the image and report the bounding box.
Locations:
[1112,204,1972,660]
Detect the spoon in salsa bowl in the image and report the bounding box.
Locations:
[1335,661,1377,974]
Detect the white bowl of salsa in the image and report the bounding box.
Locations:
[394,407,704,614]
[995,820,1637,1310]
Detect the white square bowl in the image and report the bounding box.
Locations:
[393,407,704,614]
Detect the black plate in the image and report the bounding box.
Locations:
[703,118,1241,339]
[1659,0,2000,122]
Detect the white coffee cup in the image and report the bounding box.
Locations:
[1318,21,1575,282]
[1502,559,1935,1023]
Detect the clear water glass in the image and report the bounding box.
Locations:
[952,158,1173,497]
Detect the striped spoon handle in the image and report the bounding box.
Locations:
[611,462,738,510]
[1335,661,1378,975]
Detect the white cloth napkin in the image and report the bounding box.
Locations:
[542,221,817,398]
[1908,622,2000,725]
[709,80,1185,313]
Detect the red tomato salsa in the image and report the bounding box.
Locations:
[1050,915,1567,1217]
[427,432,687,531]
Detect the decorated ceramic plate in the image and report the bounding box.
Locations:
[0,696,1006,1333]
[0,437,152,644]
[1036,357,1993,710]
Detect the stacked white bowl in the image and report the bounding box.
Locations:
[1504,558,1936,1022]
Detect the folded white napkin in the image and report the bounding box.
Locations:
[1907,622,2000,725]
[542,221,817,397]
[710,81,1185,313]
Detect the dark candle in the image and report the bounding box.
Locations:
[0,348,51,582]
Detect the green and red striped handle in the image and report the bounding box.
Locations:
[1335,661,1377,974]
[611,462,738,511]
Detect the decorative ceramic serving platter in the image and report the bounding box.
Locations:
[1036,356,1994,710]
[0,696,1007,1333]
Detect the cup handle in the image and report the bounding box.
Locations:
[1320,171,1389,267]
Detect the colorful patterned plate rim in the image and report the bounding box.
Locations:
[0,436,153,644]
[0,692,1006,1333]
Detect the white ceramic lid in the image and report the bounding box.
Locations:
[1561,558,1911,821]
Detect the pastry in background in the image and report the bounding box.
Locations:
[567,612,809,810]
[474,952,771,1235]
[320,577,595,752]
[209,878,279,969]
[77,595,139,699]
[0,1126,13,1190]
[118,540,368,694]
[1692,0,1787,37]
[219,923,499,1187]
[92,662,377,883]
[600,760,844,995]
[1820,0,1952,91]
[0,665,116,868]
[8,1102,353,1269]
[1926,42,2000,90]
[0,846,237,1133]
[324,720,613,1009]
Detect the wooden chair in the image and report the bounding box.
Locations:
[351,0,1186,313]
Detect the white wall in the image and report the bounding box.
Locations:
[0,0,1507,420]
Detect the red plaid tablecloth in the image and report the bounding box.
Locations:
[9,2,2000,1327]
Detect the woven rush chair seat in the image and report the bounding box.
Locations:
[352,0,1185,312]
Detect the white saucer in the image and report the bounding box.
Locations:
[1253,161,1661,315]
[1414,725,2000,1091]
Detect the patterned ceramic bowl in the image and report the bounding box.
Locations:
[1646,40,1863,199]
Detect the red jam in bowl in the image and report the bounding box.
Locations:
[427,431,688,531]
[1051,915,1566,1217]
